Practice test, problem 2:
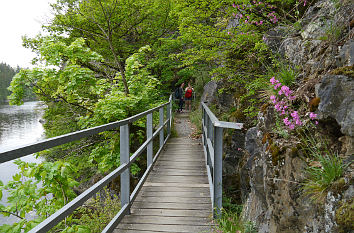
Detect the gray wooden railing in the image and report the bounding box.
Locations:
[201,102,243,218]
[0,96,173,233]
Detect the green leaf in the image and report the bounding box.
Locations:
[13,173,21,181]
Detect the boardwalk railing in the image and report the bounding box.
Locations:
[0,96,173,233]
[201,102,243,218]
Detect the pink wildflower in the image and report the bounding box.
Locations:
[309,112,317,120]
[274,83,282,90]
[283,117,291,126]
[289,124,295,130]
[281,85,292,97]
[270,95,276,104]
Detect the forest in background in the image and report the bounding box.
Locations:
[0,63,36,103]
[0,63,17,103]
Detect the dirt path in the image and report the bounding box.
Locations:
[174,112,193,138]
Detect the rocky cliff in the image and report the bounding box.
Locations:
[202,1,353,232]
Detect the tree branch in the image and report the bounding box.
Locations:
[0,210,24,220]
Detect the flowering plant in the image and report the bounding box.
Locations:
[269,77,318,130]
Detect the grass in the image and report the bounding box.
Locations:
[299,128,346,202]
[210,196,258,233]
[303,151,345,202]
[211,208,258,233]
[189,108,203,137]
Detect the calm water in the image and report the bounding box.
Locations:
[0,101,45,224]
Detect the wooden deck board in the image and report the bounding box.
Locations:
[114,137,212,233]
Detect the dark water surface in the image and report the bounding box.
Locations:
[0,101,45,224]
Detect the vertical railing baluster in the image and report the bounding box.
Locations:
[213,126,223,219]
[120,124,130,213]
[167,101,171,136]
[159,107,164,148]
[147,113,153,166]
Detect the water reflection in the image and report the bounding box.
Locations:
[0,102,45,153]
[0,102,45,224]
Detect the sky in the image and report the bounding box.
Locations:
[0,0,55,68]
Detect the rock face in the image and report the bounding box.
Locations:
[208,0,354,232]
[336,40,354,67]
[317,75,354,136]
[201,80,218,105]
[241,110,354,233]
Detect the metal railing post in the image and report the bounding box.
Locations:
[147,113,153,166]
[120,124,130,213]
[213,126,223,219]
[159,107,164,148]
[167,101,171,136]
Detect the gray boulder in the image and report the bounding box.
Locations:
[336,40,354,67]
[200,80,217,106]
[317,75,354,136]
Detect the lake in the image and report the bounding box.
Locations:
[0,101,45,224]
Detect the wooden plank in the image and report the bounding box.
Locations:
[121,215,211,225]
[144,182,209,188]
[131,201,211,210]
[116,223,212,233]
[138,191,210,198]
[140,186,210,193]
[153,165,205,170]
[134,196,211,204]
[147,176,207,182]
[155,161,206,166]
[130,208,211,217]
[149,170,206,176]
[146,176,208,184]
[114,230,181,233]
[157,157,204,162]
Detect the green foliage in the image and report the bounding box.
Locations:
[0,160,78,232]
[73,189,121,232]
[189,108,203,136]
[0,63,34,103]
[303,151,345,202]
[300,130,346,202]
[212,208,258,233]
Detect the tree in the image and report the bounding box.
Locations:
[0,63,16,102]
[46,0,175,95]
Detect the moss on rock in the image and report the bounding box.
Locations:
[335,198,354,232]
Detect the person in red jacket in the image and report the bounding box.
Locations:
[184,82,194,112]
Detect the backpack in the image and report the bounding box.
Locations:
[185,88,192,98]
[175,87,181,99]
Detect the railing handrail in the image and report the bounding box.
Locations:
[0,95,173,233]
[0,101,170,161]
[201,102,243,218]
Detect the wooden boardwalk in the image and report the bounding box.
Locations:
[114,137,213,233]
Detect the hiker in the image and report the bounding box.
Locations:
[184,82,193,112]
[175,82,184,113]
